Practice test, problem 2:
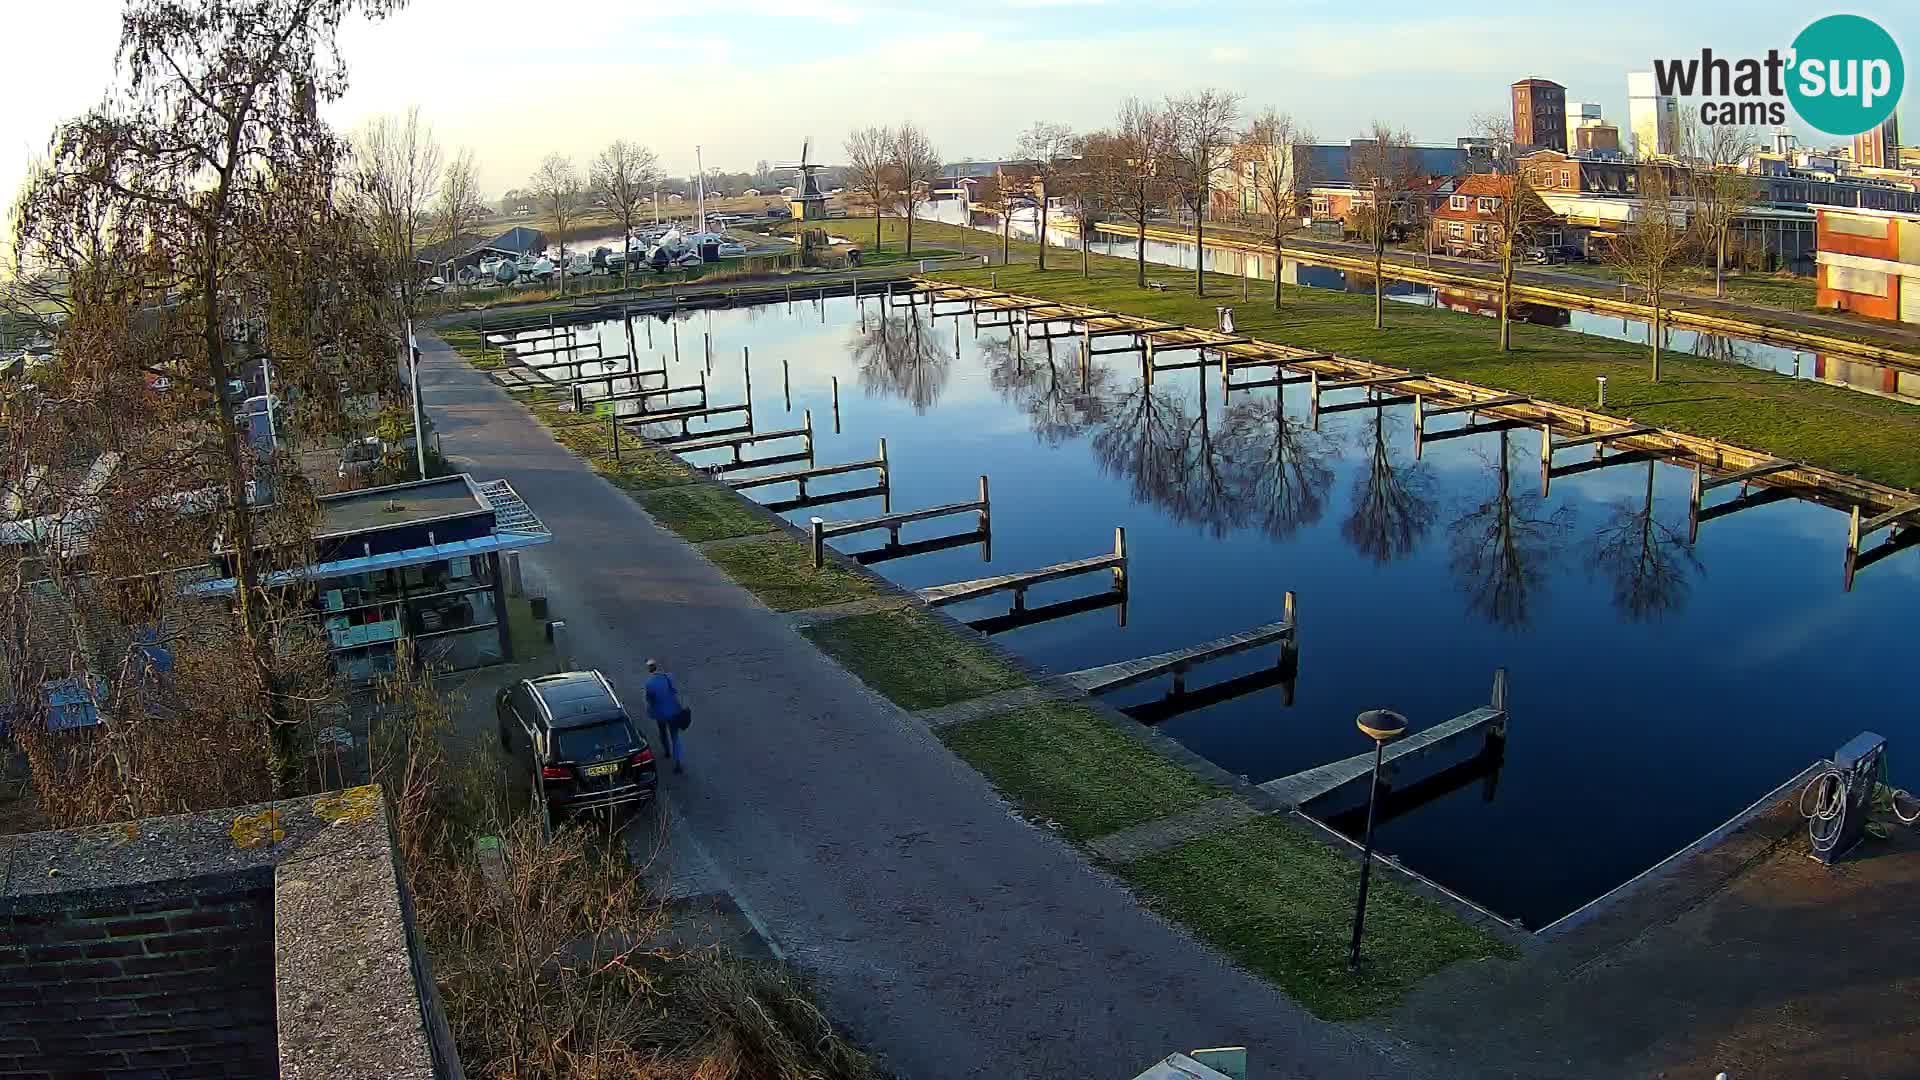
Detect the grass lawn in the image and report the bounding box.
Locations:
[640,484,777,542]
[437,326,502,369]
[800,608,1027,710]
[705,536,879,611]
[1123,816,1514,1021]
[525,399,699,491]
[938,701,1223,841]
[926,258,1920,491]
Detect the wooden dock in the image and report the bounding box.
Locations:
[1064,598,1297,696]
[727,440,890,509]
[918,527,1126,609]
[669,412,814,472]
[811,476,988,567]
[1259,671,1509,810]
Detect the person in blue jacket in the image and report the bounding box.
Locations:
[643,659,689,773]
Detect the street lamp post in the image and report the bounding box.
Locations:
[1349,708,1408,971]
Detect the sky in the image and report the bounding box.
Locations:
[1,0,1914,203]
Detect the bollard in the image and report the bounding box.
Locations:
[811,517,826,568]
[546,619,570,673]
[1596,376,1608,409]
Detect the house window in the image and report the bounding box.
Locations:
[1479,196,1501,213]
[1472,225,1488,244]
[1311,197,1330,216]
[1489,225,1503,241]
[1450,195,1469,210]
[1559,169,1571,187]
[1448,222,1466,240]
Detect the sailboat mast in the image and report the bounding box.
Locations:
[694,144,707,236]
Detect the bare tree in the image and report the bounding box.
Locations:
[851,312,952,413]
[844,125,895,253]
[530,153,580,296]
[892,122,941,256]
[1342,410,1437,562]
[974,171,1015,265]
[1219,394,1337,539]
[1476,117,1559,351]
[1072,133,1128,278]
[8,0,400,816]
[433,147,488,277]
[1234,108,1316,309]
[1606,165,1691,382]
[591,139,661,292]
[1680,112,1759,298]
[1015,121,1079,272]
[1348,123,1419,330]
[1106,98,1174,289]
[1166,89,1243,295]
[1585,459,1702,620]
[354,106,444,316]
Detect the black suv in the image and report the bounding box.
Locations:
[497,670,657,820]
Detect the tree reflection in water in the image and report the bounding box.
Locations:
[1218,392,1336,540]
[1342,409,1438,562]
[1585,458,1703,620]
[1447,430,1575,629]
[980,335,1119,445]
[850,311,953,413]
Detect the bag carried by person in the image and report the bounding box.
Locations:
[673,705,693,732]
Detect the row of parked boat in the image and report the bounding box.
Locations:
[441,225,755,290]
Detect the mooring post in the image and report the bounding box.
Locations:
[1284,589,1297,630]
[878,437,891,514]
[783,356,791,411]
[1112,526,1128,592]
[1489,667,1510,739]
[704,332,712,374]
[802,410,815,463]
[1848,504,1862,555]
[977,474,991,535]
[1688,466,1706,544]
[610,413,621,463]
[672,320,679,364]
[1539,423,1555,496]
[811,517,826,569]
[743,346,752,406]
[831,376,841,433]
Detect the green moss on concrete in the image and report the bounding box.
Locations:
[938,701,1223,840]
[1122,816,1513,1021]
[800,608,1026,710]
[705,536,878,612]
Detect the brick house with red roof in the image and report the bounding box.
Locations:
[1427,173,1563,259]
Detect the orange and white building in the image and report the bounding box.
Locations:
[1814,207,1920,324]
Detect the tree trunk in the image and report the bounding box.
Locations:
[1650,291,1663,383]
[1373,235,1385,330]
[1082,221,1090,278]
[1273,228,1283,309]
[1037,184,1048,271]
[1714,227,1726,298]
[874,203,882,252]
[1498,243,1513,351]
[905,204,914,255]
[1002,213,1010,265]
[1193,207,1205,296]
[1136,216,1147,289]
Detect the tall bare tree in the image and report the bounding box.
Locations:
[1106,99,1173,289]
[1680,112,1758,297]
[433,147,487,286]
[8,0,402,810]
[892,122,941,256]
[1166,89,1242,296]
[1607,165,1691,382]
[974,171,1015,265]
[591,139,661,292]
[531,153,580,296]
[1348,123,1419,330]
[354,106,444,316]
[1234,108,1315,309]
[1479,117,1559,351]
[844,125,895,253]
[1072,132,1128,278]
[1015,121,1078,272]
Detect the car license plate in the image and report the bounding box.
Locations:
[583,762,619,777]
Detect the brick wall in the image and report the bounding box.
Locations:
[0,886,278,1079]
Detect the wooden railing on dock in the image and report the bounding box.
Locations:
[811,476,988,567]
[1260,670,1509,810]
[1064,597,1297,696]
[727,440,890,512]
[670,412,815,473]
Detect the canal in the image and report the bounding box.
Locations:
[560,296,1920,928]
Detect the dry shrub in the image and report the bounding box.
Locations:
[369,650,882,1080]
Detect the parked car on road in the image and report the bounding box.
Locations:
[498,670,658,823]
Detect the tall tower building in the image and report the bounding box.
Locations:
[1852,116,1900,168]
[1627,71,1679,158]
[1512,78,1568,153]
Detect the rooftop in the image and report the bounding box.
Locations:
[316,474,489,539]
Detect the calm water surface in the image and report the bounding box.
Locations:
[554,297,1920,927]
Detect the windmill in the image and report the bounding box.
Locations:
[776,137,829,221]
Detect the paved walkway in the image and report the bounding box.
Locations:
[415,334,1429,1080]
